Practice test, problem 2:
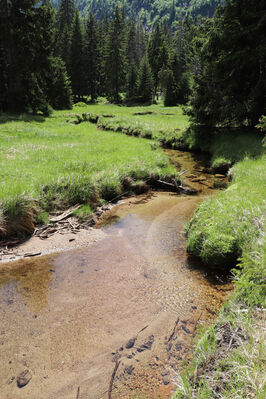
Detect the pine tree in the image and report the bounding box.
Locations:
[56,0,75,34]
[105,4,126,103]
[55,0,75,69]
[3,0,56,114]
[138,56,153,103]
[189,0,266,127]
[0,0,9,111]
[126,20,137,66]
[125,63,139,101]
[148,23,169,98]
[135,17,146,66]
[69,10,85,100]
[48,57,73,109]
[164,48,190,106]
[85,9,99,101]
[97,14,110,95]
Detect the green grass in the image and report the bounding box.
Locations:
[72,102,264,170]
[182,126,264,170]
[186,155,265,267]
[174,144,265,399]
[71,101,189,147]
[0,106,179,236]
[173,301,265,399]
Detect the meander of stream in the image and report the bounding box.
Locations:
[0,150,233,399]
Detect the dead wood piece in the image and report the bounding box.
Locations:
[167,317,180,343]
[76,386,80,399]
[24,252,42,258]
[192,310,204,337]
[157,179,176,188]
[108,360,120,399]
[50,205,80,222]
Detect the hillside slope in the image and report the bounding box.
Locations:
[51,0,222,24]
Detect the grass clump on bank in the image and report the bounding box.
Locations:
[0,108,178,237]
[186,155,265,267]
[183,126,264,171]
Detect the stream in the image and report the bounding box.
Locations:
[0,150,233,399]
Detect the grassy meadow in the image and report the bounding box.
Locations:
[73,101,263,170]
[0,104,181,237]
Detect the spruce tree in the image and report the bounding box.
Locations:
[3,0,56,114]
[85,9,99,101]
[148,23,169,98]
[97,14,110,95]
[138,56,153,104]
[69,10,85,100]
[125,64,139,101]
[0,0,8,111]
[55,0,75,69]
[57,0,75,33]
[189,0,266,127]
[105,4,126,103]
[48,57,73,109]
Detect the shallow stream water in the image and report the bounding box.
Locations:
[0,150,232,399]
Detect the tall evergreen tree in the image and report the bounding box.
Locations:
[148,23,169,97]
[69,10,85,99]
[125,64,139,101]
[55,0,75,68]
[97,14,110,95]
[56,0,75,33]
[189,0,266,127]
[105,4,126,103]
[48,57,73,109]
[138,56,153,103]
[0,0,9,111]
[85,9,99,101]
[2,0,56,113]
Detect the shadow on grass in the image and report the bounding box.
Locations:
[0,112,46,124]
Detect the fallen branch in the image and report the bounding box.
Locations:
[108,360,120,399]
[167,317,180,343]
[50,205,81,222]
[76,386,80,399]
[192,310,204,337]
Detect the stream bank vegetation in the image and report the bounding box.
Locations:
[174,154,265,399]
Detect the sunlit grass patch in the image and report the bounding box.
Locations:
[186,155,265,267]
[0,107,178,237]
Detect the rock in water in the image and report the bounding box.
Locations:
[125,337,136,349]
[17,370,32,388]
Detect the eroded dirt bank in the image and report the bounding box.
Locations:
[0,151,232,399]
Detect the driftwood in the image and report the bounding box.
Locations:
[50,205,81,222]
